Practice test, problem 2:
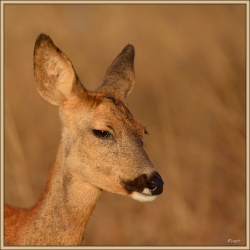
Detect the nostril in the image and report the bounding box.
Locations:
[148,178,163,191]
[147,177,164,190]
[147,172,164,195]
[147,181,157,191]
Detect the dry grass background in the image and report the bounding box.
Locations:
[3,3,246,246]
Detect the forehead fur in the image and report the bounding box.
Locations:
[60,92,146,137]
[98,94,145,137]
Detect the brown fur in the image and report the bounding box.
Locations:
[4,34,161,246]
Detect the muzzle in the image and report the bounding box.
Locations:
[123,172,164,202]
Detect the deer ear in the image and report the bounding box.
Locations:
[97,44,135,100]
[34,33,85,106]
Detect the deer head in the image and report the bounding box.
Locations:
[34,34,164,202]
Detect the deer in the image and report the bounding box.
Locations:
[4,33,164,246]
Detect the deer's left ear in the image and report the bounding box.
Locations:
[34,33,86,106]
[97,44,135,100]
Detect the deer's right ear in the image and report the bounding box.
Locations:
[34,33,85,106]
[97,44,135,100]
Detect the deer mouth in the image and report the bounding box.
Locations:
[123,172,164,202]
[131,191,158,202]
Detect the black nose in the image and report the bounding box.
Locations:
[147,172,164,195]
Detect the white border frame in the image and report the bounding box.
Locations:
[0,1,249,249]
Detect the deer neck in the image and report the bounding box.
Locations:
[30,142,102,245]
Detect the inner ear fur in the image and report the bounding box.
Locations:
[34,33,85,106]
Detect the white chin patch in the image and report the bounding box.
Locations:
[131,191,158,202]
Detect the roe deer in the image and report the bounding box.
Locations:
[4,33,164,246]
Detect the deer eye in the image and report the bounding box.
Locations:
[92,130,113,140]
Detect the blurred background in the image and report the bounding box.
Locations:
[4,3,246,246]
